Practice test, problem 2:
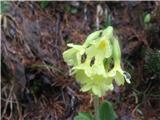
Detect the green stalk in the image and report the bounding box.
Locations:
[93,95,100,120]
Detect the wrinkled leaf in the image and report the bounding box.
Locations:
[74,112,94,120]
[143,13,151,24]
[0,1,10,15]
[40,1,49,9]
[70,7,78,14]
[104,14,112,28]
[99,100,117,120]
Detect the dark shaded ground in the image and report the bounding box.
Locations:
[1,1,160,120]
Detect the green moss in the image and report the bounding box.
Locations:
[144,49,160,79]
[0,1,10,15]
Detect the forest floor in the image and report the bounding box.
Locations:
[1,1,160,120]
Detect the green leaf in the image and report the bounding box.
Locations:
[70,7,78,14]
[104,14,112,27]
[40,1,49,9]
[74,112,94,120]
[143,13,151,24]
[0,1,10,15]
[99,100,117,120]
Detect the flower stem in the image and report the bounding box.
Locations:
[93,95,99,120]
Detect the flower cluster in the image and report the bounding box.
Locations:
[63,26,131,97]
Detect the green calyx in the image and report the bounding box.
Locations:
[63,26,131,97]
[112,37,121,64]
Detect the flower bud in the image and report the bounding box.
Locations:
[84,30,102,47]
[102,26,113,40]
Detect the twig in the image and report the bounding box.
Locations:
[1,84,14,118]
[53,13,61,59]
[14,93,24,120]
[8,96,13,120]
